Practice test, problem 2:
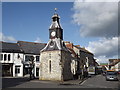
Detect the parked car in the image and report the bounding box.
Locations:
[117,70,120,74]
[105,70,119,81]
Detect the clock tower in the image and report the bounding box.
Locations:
[39,9,73,81]
[49,13,63,40]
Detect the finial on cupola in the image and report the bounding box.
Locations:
[54,8,58,14]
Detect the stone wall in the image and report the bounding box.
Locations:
[39,50,62,81]
[61,50,73,81]
[39,50,73,81]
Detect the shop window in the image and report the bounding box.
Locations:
[8,54,11,61]
[0,54,3,60]
[4,54,7,61]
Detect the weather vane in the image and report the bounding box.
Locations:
[54,8,58,14]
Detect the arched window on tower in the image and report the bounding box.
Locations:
[49,60,51,73]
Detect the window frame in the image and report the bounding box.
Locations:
[36,56,40,62]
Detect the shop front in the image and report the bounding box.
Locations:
[2,63,13,77]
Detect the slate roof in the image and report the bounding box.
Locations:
[0,41,23,53]
[74,45,93,55]
[41,39,69,52]
[18,41,46,55]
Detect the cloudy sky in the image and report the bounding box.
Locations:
[1,0,119,63]
[72,0,119,63]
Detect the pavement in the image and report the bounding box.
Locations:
[30,78,84,85]
[2,76,85,88]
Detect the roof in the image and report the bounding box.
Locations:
[41,38,69,52]
[50,13,62,29]
[18,41,46,55]
[0,41,23,53]
[67,48,77,58]
[74,45,93,55]
[109,59,120,66]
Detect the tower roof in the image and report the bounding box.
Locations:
[49,9,62,29]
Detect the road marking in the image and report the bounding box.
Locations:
[80,80,86,85]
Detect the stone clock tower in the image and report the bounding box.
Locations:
[39,9,73,81]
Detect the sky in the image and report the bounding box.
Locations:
[1,0,119,63]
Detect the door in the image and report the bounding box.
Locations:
[36,68,39,77]
[15,66,21,76]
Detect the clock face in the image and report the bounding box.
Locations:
[50,41,54,48]
[51,31,56,37]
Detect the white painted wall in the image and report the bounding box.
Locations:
[0,52,24,77]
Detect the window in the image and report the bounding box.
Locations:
[25,56,29,61]
[4,54,7,61]
[8,54,11,61]
[36,56,39,62]
[0,54,3,60]
[25,55,31,61]
[15,66,20,74]
[49,60,51,73]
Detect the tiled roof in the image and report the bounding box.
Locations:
[18,41,46,55]
[67,48,77,58]
[74,45,93,55]
[109,59,120,66]
[0,41,23,53]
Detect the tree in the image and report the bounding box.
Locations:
[29,56,35,80]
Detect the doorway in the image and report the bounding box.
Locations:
[36,68,39,77]
[15,66,21,77]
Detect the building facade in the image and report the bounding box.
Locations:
[0,41,46,78]
[0,42,24,77]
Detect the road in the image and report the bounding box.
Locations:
[80,75,120,88]
[2,74,120,89]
